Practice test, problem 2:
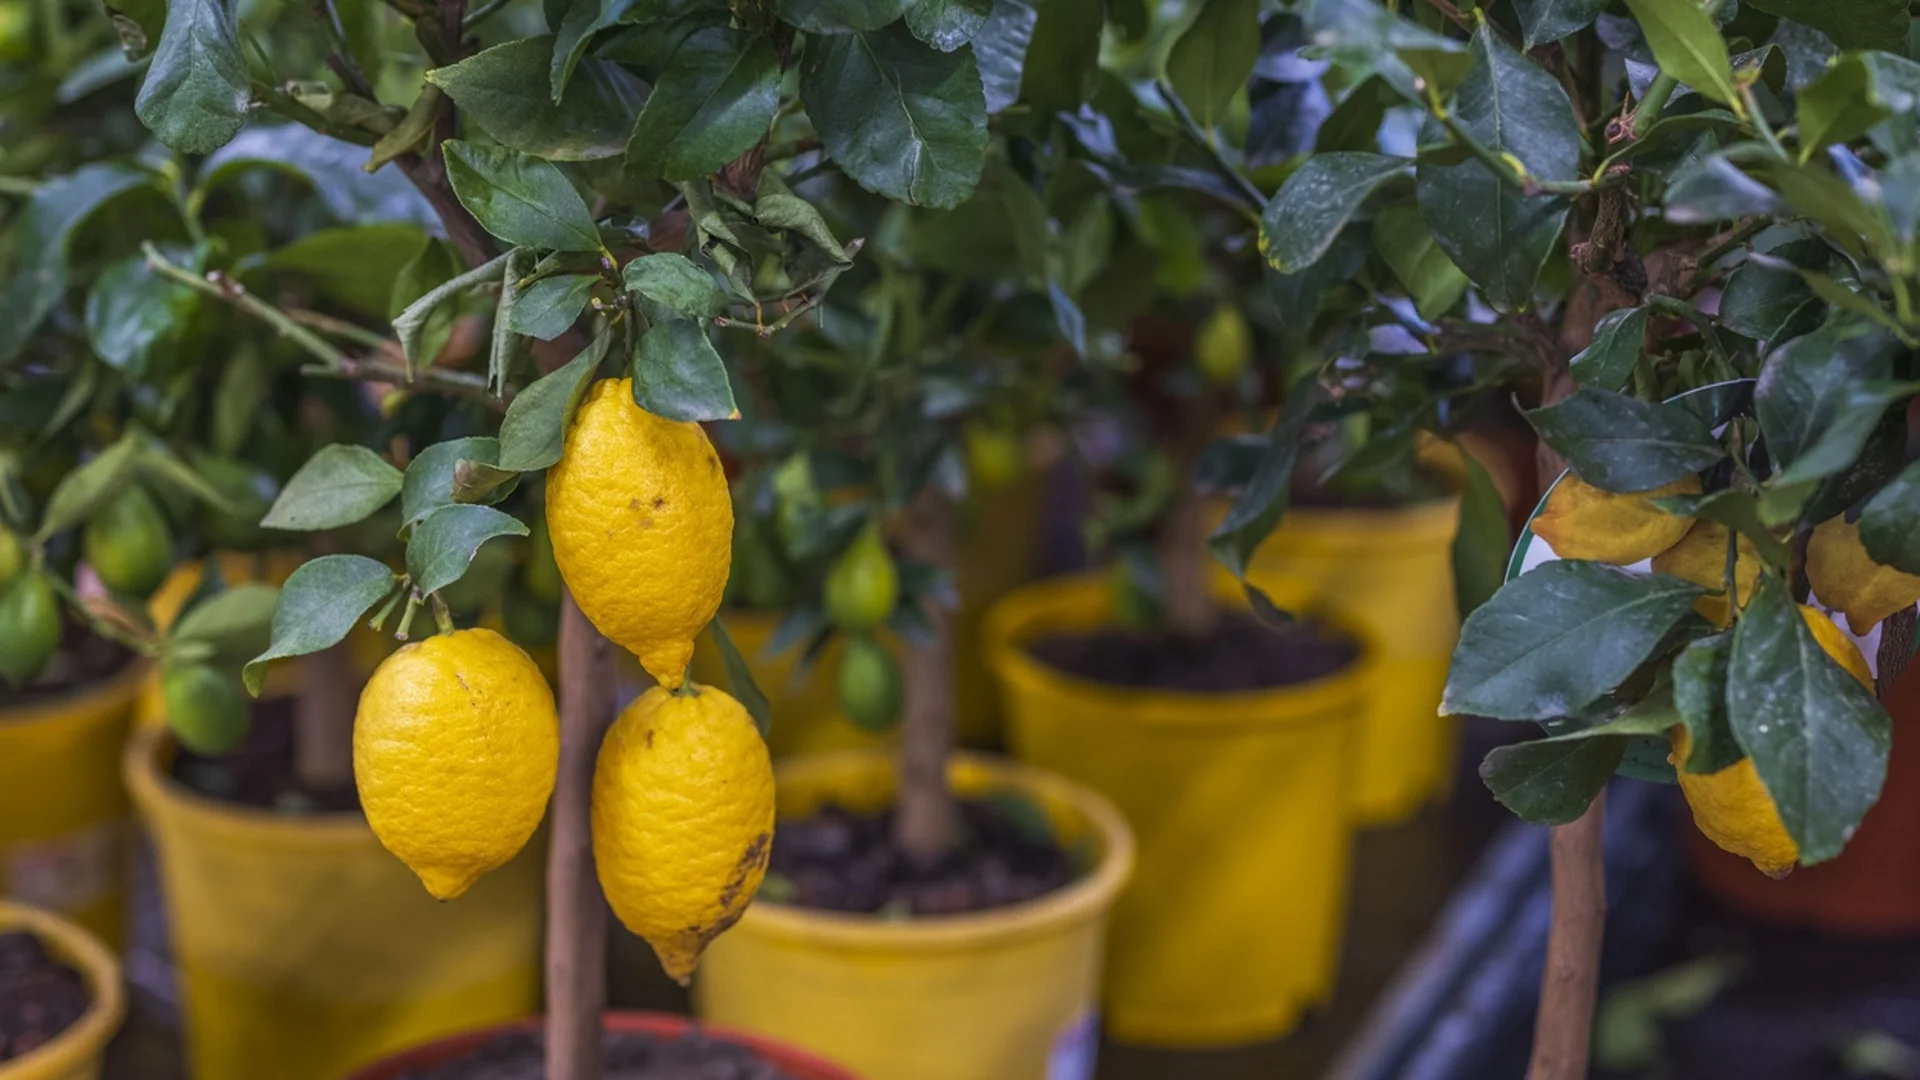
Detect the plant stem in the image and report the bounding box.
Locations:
[1156,80,1268,214]
[143,244,350,368]
[1527,792,1607,1080]
[1631,72,1679,139]
[549,590,616,1079]
[294,643,358,792]
[287,308,395,351]
[893,488,960,862]
[299,357,507,412]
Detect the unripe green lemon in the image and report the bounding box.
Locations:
[823,525,898,632]
[965,423,1024,491]
[162,663,250,755]
[837,634,903,732]
[0,530,23,585]
[1195,303,1252,385]
[83,485,174,598]
[0,571,59,686]
[523,514,562,603]
[0,0,31,64]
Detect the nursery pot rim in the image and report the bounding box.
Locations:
[124,725,371,844]
[336,1010,862,1080]
[983,573,1379,730]
[0,656,148,729]
[737,749,1135,951]
[0,901,125,1079]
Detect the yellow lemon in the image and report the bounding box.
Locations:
[546,378,731,688]
[592,683,774,984]
[1807,516,1920,636]
[1530,474,1700,564]
[1652,520,1763,626]
[354,628,558,900]
[1672,605,1873,876]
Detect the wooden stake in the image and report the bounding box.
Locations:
[893,489,959,861]
[547,589,616,1080]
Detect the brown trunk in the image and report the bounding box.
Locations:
[892,488,960,862]
[1158,478,1220,639]
[546,590,616,1080]
[294,642,357,791]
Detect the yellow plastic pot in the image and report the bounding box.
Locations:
[1228,496,1462,824]
[0,902,125,1080]
[985,575,1374,1047]
[690,613,892,759]
[125,728,543,1080]
[695,751,1134,1080]
[0,662,146,950]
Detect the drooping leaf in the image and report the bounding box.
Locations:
[1209,377,1323,578]
[1570,306,1649,391]
[393,252,515,371]
[906,0,991,51]
[1527,389,1727,493]
[34,435,140,540]
[1619,0,1742,111]
[1480,736,1627,824]
[507,274,598,340]
[1452,450,1510,621]
[1513,0,1608,48]
[1755,317,1910,488]
[1664,156,1786,224]
[623,252,730,317]
[1672,631,1741,774]
[244,555,399,694]
[626,28,780,181]
[444,141,604,252]
[496,332,611,472]
[0,164,151,365]
[1442,560,1706,720]
[430,37,644,161]
[709,616,772,737]
[1744,0,1909,52]
[134,0,248,153]
[971,0,1038,113]
[632,318,737,422]
[401,437,505,528]
[1165,0,1261,133]
[1372,202,1468,320]
[801,27,989,209]
[260,445,404,531]
[199,126,438,228]
[1259,152,1407,273]
[407,504,530,596]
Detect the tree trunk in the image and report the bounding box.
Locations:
[547,590,616,1080]
[293,642,357,792]
[1158,478,1220,639]
[892,489,959,862]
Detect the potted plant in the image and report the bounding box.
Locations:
[0,900,125,1080]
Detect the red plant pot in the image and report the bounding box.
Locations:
[341,1012,862,1080]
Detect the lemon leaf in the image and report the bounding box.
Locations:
[1480,736,1626,824]
[496,331,611,472]
[407,504,530,597]
[708,616,771,738]
[1859,458,1920,575]
[1673,631,1740,774]
[1526,388,1725,493]
[260,444,403,532]
[244,555,398,695]
[401,437,505,528]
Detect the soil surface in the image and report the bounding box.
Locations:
[1027,612,1357,693]
[396,1029,800,1080]
[170,696,359,813]
[0,930,90,1062]
[765,797,1077,916]
[0,625,133,708]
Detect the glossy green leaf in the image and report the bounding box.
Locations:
[171,583,280,663]
[1569,306,1648,391]
[1452,451,1509,621]
[34,435,139,540]
[1166,0,1260,132]
[972,0,1037,113]
[1755,317,1908,487]
[1443,560,1705,720]
[244,555,398,694]
[623,253,731,318]
[1653,489,1792,568]
[430,37,644,161]
[496,333,611,472]
[1664,156,1785,224]
[260,445,404,531]
[1619,0,1742,110]
[550,0,722,96]
[626,28,779,181]
[1514,0,1607,48]
[444,141,604,253]
[1209,377,1322,578]
[393,252,514,371]
[1372,202,1468,320]
[1018,0,1100,113]
[134,0,248,153]
[1745,0,1909,51]
[1480,736,1626,824]
[85,253,197,377]
[801,27,988,209]
[0,164,151,365]
[1673,631,1741,775]
[907,0,991,51]
[776,0,907,33]
[1799,54,1896,159]
[632,318,737,422]
[1260,153,1407,274]
[507,274,597,341]
[401,437,504,528]
[1527,389,1726,493]
[1728,577,1891,864]
[710,616,772,737]
[1717,238,1833,343]
[1860,459,1920,574]
[200,127,439,229]
[407,504,530,596]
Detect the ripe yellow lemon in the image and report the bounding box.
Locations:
[1806,516,1920,636]
[1651,520,1762,626]
[354,628,558,900]
[592,683,774,984]
[1672,605,1873,877]
[1530,474,1699,564]
[546,378,731,688]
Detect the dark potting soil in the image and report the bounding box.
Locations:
[765,797,1077,917]
[169,695,360,814]
[0,931,90,1062]
[1026,612,1357,693]
[396,1028,801,1080]
[0,624,132,708]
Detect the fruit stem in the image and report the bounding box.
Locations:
[429,593,455,635]
[892,487,960,862]
[395,590,423,641]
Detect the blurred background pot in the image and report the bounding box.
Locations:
[0,901,125,1080]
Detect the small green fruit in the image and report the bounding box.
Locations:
[838,634,903,732]
[0,530,23,585]
[83,485,175,598]
[823,525,898,632]
[161,663,251,755]
[0,0,30,64]
[965,424,1025,491]
[0,572,59,686]
[1195,304,1252,386]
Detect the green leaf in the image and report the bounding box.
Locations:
[1755,317,1909,487]
[801,27,989,209]
[1259,153,1407,274]
[1452,451,1509,621]
[1664,156,1785,224]
[632,318,737,422]
[1744,0,1909,51]
[1442,560,1706,720]
[369,85,445,173]
[496,333,610,472]
[444,141,604,253]
[1618,0,1743,111]
[134,0,248,153]
[401,437,505,528]
[1526,388,1726,493]
[245,555,398,694]
[263,223,430,319]
[906,0,991,52]
[490,248,533,397]
[34,435,139,540]
[1653,489,1793,567]
[1513,0,1607,48]
[1414,30,1577,313]
[1165,0,1260,133]
[971,0,1037,113]
[260,445,404,531]
[1371,202,1468,320]
[753,172,853,264]
[622,252,730,318]
[393,251,514,372]
[1860,459,1920,574]
[626,28,780,181]
[198,121,438,230]
[1798,54,1896,159]
[407,504,530,596]
[171,583,280,663]
[1728,577,1891,863]
[1673,630,1741,774]
[1570,306,1649,391]
[1761,160,1898,263]
[1209,376,1322,578]
[0,164,151,365]
[1717,238,1832,343]
[507,274,597,341]
[429,37,644,162]
[709,616,772,737]
[1480,736,1626,824]
[776,0,907,33]
[85,253,198,377]
[1016,0,1099,113]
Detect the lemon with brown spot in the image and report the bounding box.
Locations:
[354,628,558,900]
[592,682,774,984]
[1531,474,1700,564]
[1671,605,1872,877]
[546,378,732,688]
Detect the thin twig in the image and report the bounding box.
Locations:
[460,0,511,29]
[144,243,351,368]
[1155,80,1268,212]
[287,308,394,351]
[301,357,506,412]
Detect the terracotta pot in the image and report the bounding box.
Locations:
[339,1013,861,1080]
[1689,658,1920,935]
